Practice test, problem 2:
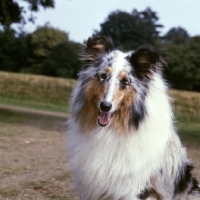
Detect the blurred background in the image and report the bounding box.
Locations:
[0,1,200,199]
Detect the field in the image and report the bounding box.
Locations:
[169,90,200,122]
[0,71,200,199]
[0,71,76,112]
[0,107,200,200]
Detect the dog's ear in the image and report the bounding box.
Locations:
[129,47,167,80]
[79,35,114,64]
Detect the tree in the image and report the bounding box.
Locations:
[27,25,68,74]
[97,8,163,50]
[42,41,81,78]
[0,24,82,79]
[22,25,81,78]
[31,25,68,57]
[0,0,54,28]
[162,36,200,91]
[163,27,189,44]
[0,29,28,72]
[135,7,163,44]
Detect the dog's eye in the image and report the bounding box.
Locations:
[99,72,107,83]
[120,78,130,88]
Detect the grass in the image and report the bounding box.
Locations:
[177,122,200,146]
[169,90,200,122]
[0,71,76,109]
[0,96,68,113]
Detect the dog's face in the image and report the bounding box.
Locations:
[74,36,166,133]
[84,51,135,128]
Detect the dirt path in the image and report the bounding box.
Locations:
[0,107,78,200]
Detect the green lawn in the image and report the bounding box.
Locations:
[177,122,200,147]
[0,96,68,113]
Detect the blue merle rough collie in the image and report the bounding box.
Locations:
[67,35,200,200]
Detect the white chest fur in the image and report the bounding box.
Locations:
[67,118,170,200]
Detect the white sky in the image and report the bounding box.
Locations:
[18,0,200,43]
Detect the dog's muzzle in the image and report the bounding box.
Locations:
[98,101,113,126]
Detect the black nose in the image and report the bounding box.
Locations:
[100,101,112,112]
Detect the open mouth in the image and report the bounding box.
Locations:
[98,112,113,126]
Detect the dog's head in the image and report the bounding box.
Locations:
[73,35,167,133]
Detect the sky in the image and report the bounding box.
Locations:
[18,0,200,43]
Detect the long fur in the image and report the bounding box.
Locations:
[67,35,200,200]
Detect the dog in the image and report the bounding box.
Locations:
[67,35,200,200]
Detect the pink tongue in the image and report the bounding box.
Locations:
[98,112,112,126]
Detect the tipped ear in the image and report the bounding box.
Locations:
[79,35,114,64]
[129,47,167,80]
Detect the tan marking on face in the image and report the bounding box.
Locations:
[92,44,105,51]
[78,77,107,133]
[119,70,127,79]
[105,66,112,74]
[111,85,136,134]
[119,70,129,82]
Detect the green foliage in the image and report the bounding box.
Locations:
[0,0,54,28]
[31,25,68,57]
[0,29,28,72]
[163,27,189,44]
[0,25,81,78]
[42,41,81,78]
[97,7,162,50]
[161,35,200,91]
[0,0,21,27]
[25,0,54,11]
[24,25,81,77]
